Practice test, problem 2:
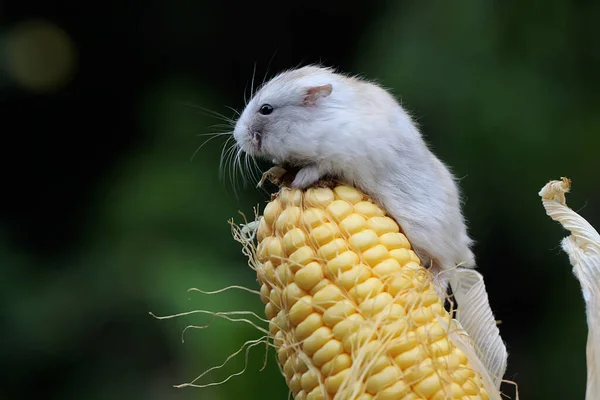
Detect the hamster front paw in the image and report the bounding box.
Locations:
[291,165,321,188]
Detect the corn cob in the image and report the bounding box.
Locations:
[252,183,490,400]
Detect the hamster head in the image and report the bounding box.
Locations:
[233,66,338,166]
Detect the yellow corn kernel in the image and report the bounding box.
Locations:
[380,232,410,250]
[312,284,345,310]
[252,184,490,400]
[389,247,413,266]
[289,295,314,326]
[310,222,341,246]
[278,186,303,206]
[289,246,316,270]
[339,264,372,289]
[276,262,295,285]
[348,277,384,301]
[303,326,333,356]
[283,228,308,254]
[317,238,348,261]
[326,251,359,275]
[366,365,401,394]
[305,187,335,208]
[339,213,367,235]
[321,353,351,376]
[276,206,302,233]
[263,200,282,225]
[322,299,357,326]
[366,216,400,234]
[333,185,364,204]
[295,261,324,291]
[326,199,354,222]
[349,229,380,251]
[301,207,329,229]
[313,339,343,367]
[372,258,402,278]
[354,201,385,218]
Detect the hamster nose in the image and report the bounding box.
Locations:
[252,130,262,150]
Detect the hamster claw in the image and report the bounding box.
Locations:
[258,165,288,187]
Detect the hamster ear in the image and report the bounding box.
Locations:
[303,84,333,106]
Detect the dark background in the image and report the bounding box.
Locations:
[2,1,599,399]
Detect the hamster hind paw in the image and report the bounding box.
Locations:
[291,165,321,189]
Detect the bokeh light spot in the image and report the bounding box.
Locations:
[5,19,77,93]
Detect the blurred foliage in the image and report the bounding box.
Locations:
[2,1,599,399]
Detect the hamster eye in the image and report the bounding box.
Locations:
[259,104,274,115]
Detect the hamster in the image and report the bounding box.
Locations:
[233,65,475,274]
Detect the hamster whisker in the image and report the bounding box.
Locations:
[220,138,237,183]
[195,131,231,137]
[235,148,244,182]
[224,106,241,117]
[261,50,279,90]
[250,62,257,102]
[233,147,245,197]
[190,131,233,162]
[243,82,249,107]
[243,152,255,188]
[218,137,235,173]
[180,102,237,125]
[248,154,260,187]
[226,146,237,199]
[241,153,250,187]
[224,143,236,192]
[230,146,240,189]
[248,155,263,187]
[203,124,235,132]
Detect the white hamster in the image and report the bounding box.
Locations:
[233,65,475,274]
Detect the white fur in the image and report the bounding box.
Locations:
[233,65,475,272]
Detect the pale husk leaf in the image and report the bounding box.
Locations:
[540,177,600,400]
[448,268,508,390]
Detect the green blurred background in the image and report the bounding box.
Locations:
[2,1,599,399]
